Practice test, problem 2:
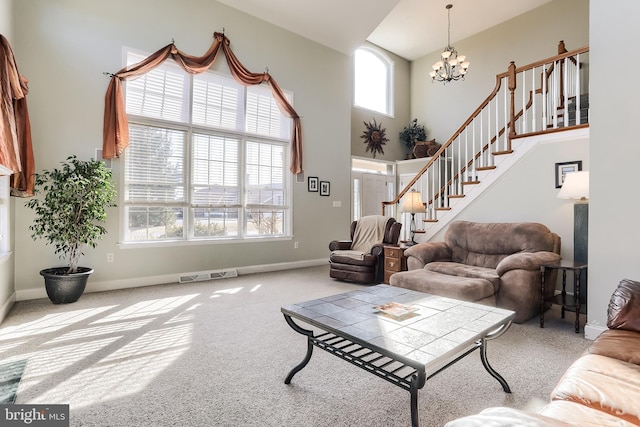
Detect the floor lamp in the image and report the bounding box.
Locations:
[557,171,589,304]
[401,189,424,246]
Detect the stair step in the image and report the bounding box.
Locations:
[423,219,438,223]
[477,166,496,171]
[493,150,513,156]
[414,229,426,234]
[435,207,451,211]
[462,180,480,185]
[448,194,465,199]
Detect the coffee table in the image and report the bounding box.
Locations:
[281,284,515,427]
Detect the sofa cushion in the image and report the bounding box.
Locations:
[443,407,574,427]
[607,278,640,333]
[390,269,496,304]
[445,221,559,269]
[539,400,639,427]
[424,262,500,292]
[551,354,640,425]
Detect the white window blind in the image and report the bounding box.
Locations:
[123,49,292,243]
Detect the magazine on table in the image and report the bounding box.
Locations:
[374,302,418,319]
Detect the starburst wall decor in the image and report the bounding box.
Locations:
[360,119,388,158]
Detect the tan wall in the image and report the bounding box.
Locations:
[350,42,412,161]
[12,0,352,297]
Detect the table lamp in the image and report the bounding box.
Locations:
[401,189,424,246]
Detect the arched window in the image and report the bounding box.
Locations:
[354,46,394,116]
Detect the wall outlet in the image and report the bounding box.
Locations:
[107,253,114,262]
[294,242,299,249]
[333,201,341,207]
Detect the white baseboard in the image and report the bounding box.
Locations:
[0,291,16,324]
[15,258,328,302]
[584,322,607,341]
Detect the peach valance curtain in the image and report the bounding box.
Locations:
[0,34,35,197]
[103,32,303,174]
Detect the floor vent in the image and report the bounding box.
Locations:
[178,268,238,284]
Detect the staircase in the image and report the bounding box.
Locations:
[383,41,590,241]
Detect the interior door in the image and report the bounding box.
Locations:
[361,173,394,217]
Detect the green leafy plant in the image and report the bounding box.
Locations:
[26,155,117,274]
[399,118,427,149]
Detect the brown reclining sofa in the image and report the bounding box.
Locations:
[445,278,640,426]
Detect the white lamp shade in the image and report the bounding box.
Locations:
[557,171,589,200]
[402,190,424,213]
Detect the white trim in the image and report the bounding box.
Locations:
[0,291,16,324]
[584,322,607,341]
[15,259,328,301]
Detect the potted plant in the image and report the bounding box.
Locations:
[25,155,117,304]
[399,118,427,156]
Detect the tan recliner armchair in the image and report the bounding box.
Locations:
[329,215,402,284]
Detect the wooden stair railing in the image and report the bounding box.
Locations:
[383,42,589,232]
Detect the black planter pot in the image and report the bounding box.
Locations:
[40,267,93,304]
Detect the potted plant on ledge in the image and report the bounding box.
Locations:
[399,118,427,159]
[26,155,117,304]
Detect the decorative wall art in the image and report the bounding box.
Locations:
[308,176,318,192]
[320,181,330,196]
[555,160,582,188]
[360,119,388,158]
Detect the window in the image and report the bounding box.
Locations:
[354,46,394,116]
[123,50,292,243]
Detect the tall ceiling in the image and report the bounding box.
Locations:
[217,0,553,61]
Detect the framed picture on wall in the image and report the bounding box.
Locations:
[555,160,582,188]
[308,176,319,192]
[320,181,330,196]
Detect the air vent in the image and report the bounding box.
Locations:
[178,268,238,284]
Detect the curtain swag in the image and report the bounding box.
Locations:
[0,34,35,197]
[103,32,303,174]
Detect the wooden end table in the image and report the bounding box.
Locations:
[540,260,588,333]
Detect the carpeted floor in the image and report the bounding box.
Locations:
[0,265,590,426]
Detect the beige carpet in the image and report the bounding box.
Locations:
[0,265,590,426]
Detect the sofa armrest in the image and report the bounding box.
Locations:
[329,240,352,251]
[370,243,385,257]
[404,242,451,268]
[496,251,561,276]
[607,278,640,332]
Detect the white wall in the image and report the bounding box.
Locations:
[12,0,352,298]
[588,0,640,331]
[0,0,15,322]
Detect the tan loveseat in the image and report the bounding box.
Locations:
[389,221,561,323]
[445,278,640,426]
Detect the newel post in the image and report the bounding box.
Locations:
[507,61,517,149]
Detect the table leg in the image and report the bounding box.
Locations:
[574,271,581,333]
[540,266,546,328]
[479,337,512,393]
[283,314,315,384]
[410,370,426,427]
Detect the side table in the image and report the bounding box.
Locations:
[383,245,406,284]
[540,260,588,333]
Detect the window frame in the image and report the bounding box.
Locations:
[119,48,293,246]
[353,45,395,117]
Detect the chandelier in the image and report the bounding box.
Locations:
[430,4,470,83]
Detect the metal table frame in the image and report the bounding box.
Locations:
[283,306,512,427]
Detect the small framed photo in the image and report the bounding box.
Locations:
[555,161,582,188]
[308,176,319,192]
[320,181,330,196]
